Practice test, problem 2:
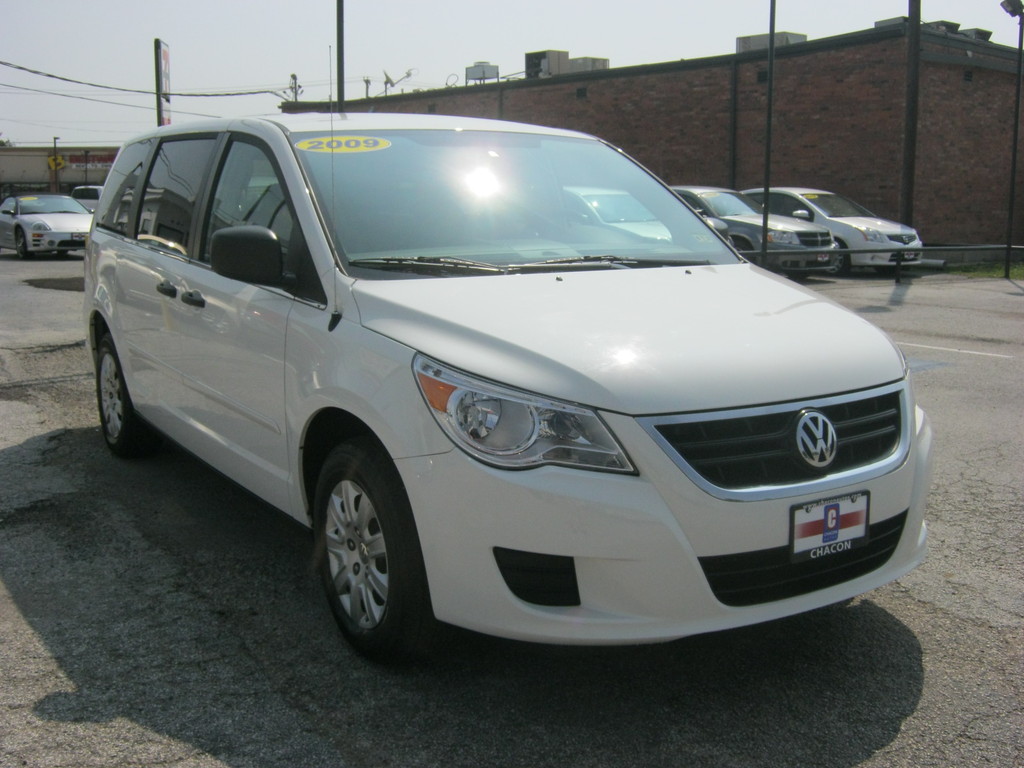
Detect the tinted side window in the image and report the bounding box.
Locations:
[204,138,325,303]
[203,139,294,262]
[137,138,217,256]
[96,139,153,236]
[767,193,802,218]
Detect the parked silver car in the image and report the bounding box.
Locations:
[743,187,922,274]
[0,194,92,258]
[672,186,835,277]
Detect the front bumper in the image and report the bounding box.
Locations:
[27,230,88,252]
[397,400,932,645]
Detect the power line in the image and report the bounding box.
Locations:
[0,58,282,98]
[0,81,220,118]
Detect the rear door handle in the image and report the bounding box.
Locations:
[156,280,177,298]
[180,290,206,308]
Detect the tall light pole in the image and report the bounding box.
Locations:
[51,136,60,193]
[1001,0,1023,279]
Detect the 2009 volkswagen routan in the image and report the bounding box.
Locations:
[84,113,932,660]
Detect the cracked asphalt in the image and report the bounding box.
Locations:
[0,251,1020,768]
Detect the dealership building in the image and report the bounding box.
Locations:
[283,16,1023,246]
[0,144,118,200]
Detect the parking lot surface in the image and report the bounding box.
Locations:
[1,253,1021,768]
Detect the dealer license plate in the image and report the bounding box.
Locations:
[791,492,869,562]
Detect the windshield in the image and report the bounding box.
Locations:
[18,195,90,215]
[694,190,762,218]
[292,129,737,276]
[804,193,874,218]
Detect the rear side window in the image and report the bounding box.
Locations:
[96,139,153,236]
[137,137,217,256]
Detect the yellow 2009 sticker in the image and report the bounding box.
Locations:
[295,136,391,153]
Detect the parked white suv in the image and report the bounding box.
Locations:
[744,187,923,274]
[84,114,932,660]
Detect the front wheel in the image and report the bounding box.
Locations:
[95,335,161,457]
[14,228,31,259]
[830,241,852,275]
[313,437,436,661]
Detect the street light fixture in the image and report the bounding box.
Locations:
[1001,0,1023,278]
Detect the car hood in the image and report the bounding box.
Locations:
[723,214,828,233]
[19,213,92,231]
[351,264,904,415]
[832,216,917,236]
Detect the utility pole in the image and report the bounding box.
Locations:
[336,0,345,111]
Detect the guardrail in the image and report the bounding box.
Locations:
[739,244,1023,283]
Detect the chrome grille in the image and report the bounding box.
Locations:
[796,231,832,247]
[643,387,906,496]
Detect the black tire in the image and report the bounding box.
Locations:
[831,240,852,275]
[313,437,436,661]
[14,228,31,259]
[730,235,753,253]
[95,334,162,457]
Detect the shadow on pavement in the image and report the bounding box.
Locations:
[0,427,924,768]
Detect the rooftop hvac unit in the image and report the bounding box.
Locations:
[736,32,807,53]
[525,50,569,78]
[570,57,610,73]
[465,61,499,83]
[960,28,993,42]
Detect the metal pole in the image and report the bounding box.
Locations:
[759,0,777,267]
[154,39,164,127]
[1006,16,1023,279]
[898,0,922,284]
[52,137,60,193]
[336,0,345,111]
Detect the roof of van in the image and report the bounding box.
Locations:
[125,112,594,144]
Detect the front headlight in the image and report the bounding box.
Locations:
[31,221,52,232]
[856,227,887,243]
[766,229,799,245]
[414,355,634,473]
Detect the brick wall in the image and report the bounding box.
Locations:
[320,27,1022,245]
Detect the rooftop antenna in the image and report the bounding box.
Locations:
[380,68,414,96]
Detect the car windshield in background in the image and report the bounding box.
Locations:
[19,195,90,215]
[804,193,874,218]
[694,190,763,218]
[292,130,737,275]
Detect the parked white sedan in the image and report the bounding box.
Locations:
[0,194,93,258]
[744,187,922,274]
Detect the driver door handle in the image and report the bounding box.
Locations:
[180,290,206,308]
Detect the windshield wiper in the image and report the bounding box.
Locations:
[512,254,637,271]
[349,256,504,274]
[511,254,712,272]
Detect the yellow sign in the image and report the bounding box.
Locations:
[48,155,65,170]
[294,136,391,153]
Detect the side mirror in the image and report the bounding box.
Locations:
[210,225,287,286]
[0,208,13,215]
[791,209,812,221]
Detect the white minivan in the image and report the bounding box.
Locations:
[84,114,932,660]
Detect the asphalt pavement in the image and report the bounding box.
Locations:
[0,252,1020,768]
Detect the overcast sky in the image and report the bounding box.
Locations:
[1,1,1019,147]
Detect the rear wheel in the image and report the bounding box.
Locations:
[314,437,436,661]
[95,334,161,457]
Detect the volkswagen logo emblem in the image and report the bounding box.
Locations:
[796,410,838,468]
